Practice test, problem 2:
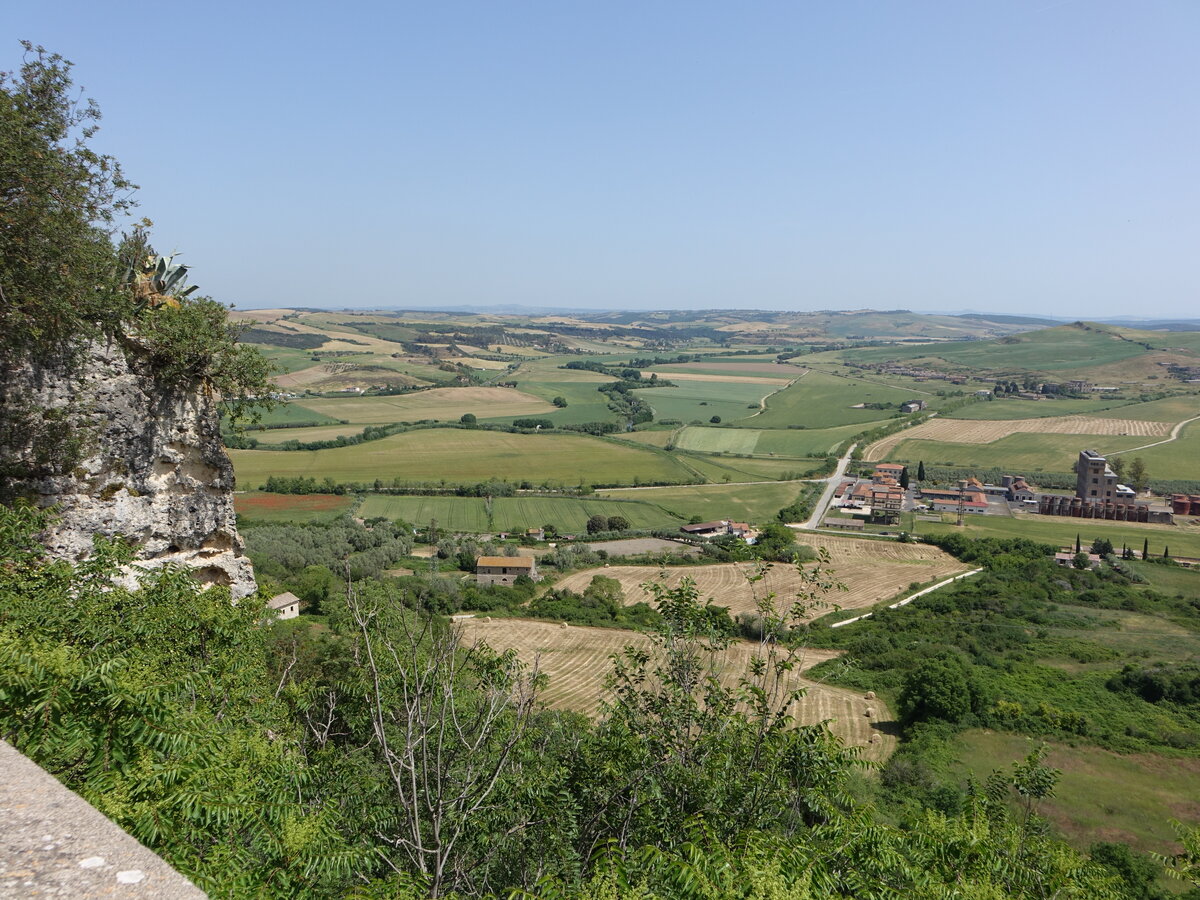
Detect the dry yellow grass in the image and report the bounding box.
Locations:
[460,617,896,761]
[555,535,967,620]
[865,415,1173,461]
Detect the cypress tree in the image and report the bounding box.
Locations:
[1075,534,1081,553]
[917,460,926,481]
[1143,538,1149,559]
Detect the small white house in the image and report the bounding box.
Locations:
[268,591,301,620]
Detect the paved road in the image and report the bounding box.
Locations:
[830,567,984,628]
[792,443,857,531]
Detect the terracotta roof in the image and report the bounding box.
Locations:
[476,556,535,568]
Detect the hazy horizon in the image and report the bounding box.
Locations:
[7,1,1198,318]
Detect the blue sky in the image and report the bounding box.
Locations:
[5,1,1197,317]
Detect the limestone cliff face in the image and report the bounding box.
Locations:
[4,338,256,599]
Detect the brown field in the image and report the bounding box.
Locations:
[554,534,968,620]
[299,387,555,423]
[231,308,291,323]
[459,617,896,761]
[865,415,1173,461]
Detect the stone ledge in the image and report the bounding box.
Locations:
[0,741,206,898]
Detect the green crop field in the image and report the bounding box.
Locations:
[842,325,1148,374]
[1096,394,1200,422]
[245,402,342,428]
[637,380,776,424]
[230,429,696,489]
[358,494,680,533]
[598,481,816,525]
[887,432,1151,474]
[749,371,917,429]
[1120,418,1200,480]
[954,730,1200,856]
[675,453,822,483]
[911,513,1200,559]
[502,379,616,426]
[298,387,556,424]
[674,427,760,455]
[944,398,1139,420]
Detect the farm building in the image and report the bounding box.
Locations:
[900,399,927,413]
[822,517,865,531]
[1053,551,1102,569]
[679,520,751,538]
[476,556,540,586]
[268,591,301,620]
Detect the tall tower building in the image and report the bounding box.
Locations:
[1076,450,1117,501]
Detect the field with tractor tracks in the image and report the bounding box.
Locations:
[865,415,1172,461]
[553,535,968,621]
[459,617,896,761]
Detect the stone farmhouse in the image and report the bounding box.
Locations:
[475,555,539,586]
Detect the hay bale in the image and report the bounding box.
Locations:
[864,707,875,718]
[481,616,491,623]
[560,622,569,628]
[864,690,876,700]
[869,734,880,744]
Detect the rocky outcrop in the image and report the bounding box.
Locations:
[2,338,255,599]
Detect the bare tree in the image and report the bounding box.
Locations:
[345,582,541,896]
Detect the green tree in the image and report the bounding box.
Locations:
[586,514,609,534]
[899,466,910,489]
[459,412,477,425]
[1074,551,1091,569]
[606,515,629,532]
[1091,537,1114,556]
[899,654,973,726]
[709,415,721,424]
[917,460,926,481]
[552,396,568,408]
[1128,457,1149,493]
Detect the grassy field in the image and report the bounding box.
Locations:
[911,512,1200,559]
[954,730,1200,856]
[457,618,896,761]
[246,402,342,428]
[1123,417,1200,480]
[597,481,816,525]
[298,387,556,424]
[555,535,968,622]
[231,430,698,489]
[637,379,777,425]
[883,432,1151,473]
[234,492,355,523]
[1095,394,1200,421]
[358,494,681,532]
[751,371,918,429]
[842,324,1149,374]
[675,422,886,458]
[944,398,1139,420]
[673,453,823,483]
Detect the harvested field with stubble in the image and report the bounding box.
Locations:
[865,415,1172,461]
[459,618,896,761]
[554,534,969,621]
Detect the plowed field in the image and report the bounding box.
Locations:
[866,415,1172,461]
[460,618,896,761]
[554,535,968,620]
